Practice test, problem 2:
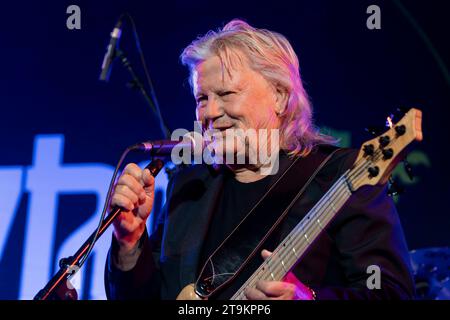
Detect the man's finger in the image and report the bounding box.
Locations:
[261,249,272,260]
[111,193,134,211]
[245,287,268,300]
[256,280,294,297]
[123,163,143,181]
[114,185,140,205]
[117,174,146,200]
[142,168,155,189]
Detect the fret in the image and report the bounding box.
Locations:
[330,202,337,213]
[304,233,311,244]
[231,172,356,300]
[316,218,323,230]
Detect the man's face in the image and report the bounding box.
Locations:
[192,52,281,163]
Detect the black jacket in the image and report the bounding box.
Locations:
[105,146,416,300]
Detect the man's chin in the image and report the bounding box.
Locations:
[212,149,259,166]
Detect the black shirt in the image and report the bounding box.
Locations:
[198,168,273,274]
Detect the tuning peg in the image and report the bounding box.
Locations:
[388,176,405,197]
[379,135,390,148]
[368,166,380,178]
[363,144,375,156]
[382,148,394,159]
[403,158,414,181]
[395,125,406,136]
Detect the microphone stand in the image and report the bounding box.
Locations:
[116,49,171,140]
[115,49,182,180]
[34,158,165,300]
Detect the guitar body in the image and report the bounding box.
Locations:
[176,283,204,300]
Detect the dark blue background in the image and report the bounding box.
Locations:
[0,0,448,299]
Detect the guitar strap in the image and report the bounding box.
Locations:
[195,146,342,298]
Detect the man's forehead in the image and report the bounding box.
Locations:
[195,55,224,73]
[192,53,249,93]
[193,56,224,84]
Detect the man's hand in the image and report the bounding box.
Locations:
[111,163,155,253]
[244,249,315,300]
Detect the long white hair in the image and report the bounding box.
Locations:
[181,19,337,157]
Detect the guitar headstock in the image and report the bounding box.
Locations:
[349,108,423,191]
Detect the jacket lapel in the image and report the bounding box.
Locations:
[163,165,225,291]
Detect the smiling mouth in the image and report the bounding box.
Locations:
[207,127,234,142]
[218,127,233,131]
[210,125,234,133]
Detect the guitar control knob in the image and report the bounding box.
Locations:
[395,125,406,136]
[382,148,394,160]
[379,135,390,148]
[368,166,380,177]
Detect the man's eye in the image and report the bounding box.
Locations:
[219,91,235,97]
[196,96,207,104]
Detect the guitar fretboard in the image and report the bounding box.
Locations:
[231,171,354,300]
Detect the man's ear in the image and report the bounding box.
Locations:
[274,86,289,115]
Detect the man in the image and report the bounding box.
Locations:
[104,19,416,300]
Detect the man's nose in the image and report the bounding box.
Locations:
[204,98,223,122]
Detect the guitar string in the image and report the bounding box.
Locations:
[235,140,395,299]
[232,138,395,299]
[232,174,352,299]
[232,161,366,299]
[233,155,377,299]
[232,145,376,298]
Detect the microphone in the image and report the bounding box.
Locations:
[99,18,123,82]
[130,133,199,156]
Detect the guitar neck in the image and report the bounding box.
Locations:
[231,170,354,300]
[228,108,422,300]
